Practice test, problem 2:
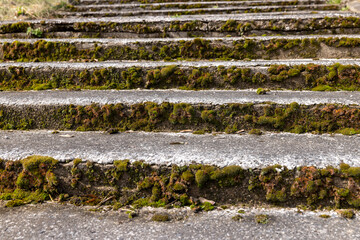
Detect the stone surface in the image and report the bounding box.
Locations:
[0,203,358,240]
[1,89,360,105]
[0,130,360,168]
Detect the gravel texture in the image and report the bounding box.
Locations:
[1,59,360,68]
[0,130,360,168]
[0,89,359,105]
[1,11,358,24]
[0,203,358,240]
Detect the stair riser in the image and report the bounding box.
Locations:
[0,103,359,134]
[1,157,359,208]
[1,17,360,38]
[0,63,359,91]
[2,38,360,61]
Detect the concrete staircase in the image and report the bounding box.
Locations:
[1,0,360,238]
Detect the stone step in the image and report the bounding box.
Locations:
[2,35,360,61]
[1,89,360,105]
[1,60,360,90]
[0,203,358,239]
[1,130,360,167]
[71,0,330,11]
[71,0,330,4]
[57,5,341,17]
[0,13,358,38]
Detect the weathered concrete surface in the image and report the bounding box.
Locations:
[348,0,360,13]
[0,89,360,106]
[2,59,360,68]
[58,5,340,17]
[0,203,358,240]
[74,0,330,9]
[0,11,358,24]
[74,0,328,4]
[0,131,360,168]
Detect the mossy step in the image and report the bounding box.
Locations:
[71,0,330,11]
[2,36,360,62]
[2,62,360,91]
[57,5,341,18]
[2,155,360,209]
[1,14,359,38]
[0,102,360,134]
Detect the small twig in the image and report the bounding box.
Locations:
[49,194,54,202]
[96,195,114,209]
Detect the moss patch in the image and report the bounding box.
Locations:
[3,63,360,91]
[2,157,360,211]
[151,214,170,222]
[3,37,360,62]
[1,102,360,135]
[255,214,269,224]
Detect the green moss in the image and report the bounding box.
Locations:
[73,158,82,167]
[2,189,48,207]
[5,199,25,207]
[249,129,262,135]
[138,177,153,190]
[340,163,350,171]
[173,182,185,191]
[179,194,190,206]
[169,103,194,124]
[344,167,360,178]
[114,160,129,171]
[193,130,206,135]
[201,110,216,123]
[202,202,215,211]
[15,156,58,193]
[160,65,177,78]
[319,214,331,218]
[256,88,267,95]
[181,170,194,182]
[255,214,269,224]
[3,63,360,91]
[210,166,244,187]
[0,37,356,64]
[232,215,243,221]
[291,125,305,134]
[337,128,358,135]
[0,22,30,33]
[312,85,335,91]
[151,184,161,202]
[266,190,287,202]
[222,166,243,177]
[127,211,137,219]
[195,170,208,188]
[347,199,360,208]
[151,214,170,222]
[4,157,360,210]
[21,155,57,172]
[338,209,354,219]
[337,188,350,197]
